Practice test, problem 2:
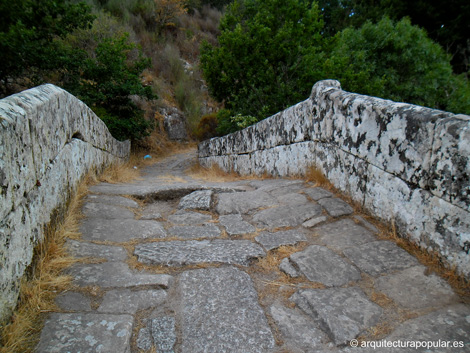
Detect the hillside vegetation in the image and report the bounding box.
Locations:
[1,0,469,140]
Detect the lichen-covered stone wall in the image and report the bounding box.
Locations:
[198,80,470,278]
[0,84,130,323]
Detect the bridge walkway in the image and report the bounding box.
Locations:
[36,149,470,353]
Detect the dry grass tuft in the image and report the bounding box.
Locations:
[0,183,88,353]
[186,162,270,182]
[303,165,333,189]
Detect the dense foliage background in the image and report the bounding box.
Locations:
[1,0,469,139]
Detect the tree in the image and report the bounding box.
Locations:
[200,0,325,120]
[324,17,470,114]
[0,0,94,95]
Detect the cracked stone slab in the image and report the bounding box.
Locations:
[134,239,265,266]
[36,313,133,353]
[82,202,135,219]
[216,190,277,214]
[291,287,383,346]
[178,190,213,210]
[80,218,166,242]
[55,292,91,312]
[252,203,323,229]
[167,224,221,239]
[270,304,327,351]
[255,229,307,251]
[167,211,212,225]
[66,239,127,261]
[289,245,361,286]
[86,194,139,208]
[69,261,173,288]
[219,214,256,235]
[343,241,419,276]
[98,289,167,314]
[315,219,376,252]
[179,267,275,353]
[375,266,459,309]
[318,197,354,217]
[304,187,334,201]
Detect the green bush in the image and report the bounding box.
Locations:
[201,0,325,120]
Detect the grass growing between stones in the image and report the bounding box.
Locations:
[186,162,270,182]
[0,183,87,353]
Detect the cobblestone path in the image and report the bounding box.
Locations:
[36,150,470,353]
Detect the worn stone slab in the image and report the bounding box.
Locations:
[375,266,459,309]
[82,202,135,219]
[98,289,167,314]
[167,210,212,225]
[343,241,419,276]
[168,224,220,239]
[280,258,299,278]
[275,192,309,206]
[291,287,383,345]
[218,214,255,235]
[134,239,265,266]
[289,245,361,286]
[315,219,376,252]
[255,229,307,251]
[318,197,354,217]
[136,327,152,350]
[178,190,213,210]
[69,261,173,288]
[251,179,304,193]
[151,317,176,353]
[179,267,275,352]
[270,304,327,351]
[253,203,323,229]
[36,313,133,353]
[66,239,128,261]
[80,218,166,242]
[304,187,333,200]
[384,304,470,351]
[140,201,174,220]
[55,292,91,312]
[302,215,328,228]
[216,190,277,214]
[86,194,139,208]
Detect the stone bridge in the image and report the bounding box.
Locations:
[0,83,469,352]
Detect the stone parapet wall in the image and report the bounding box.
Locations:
[198,80,470,278]
[0,84,130,323]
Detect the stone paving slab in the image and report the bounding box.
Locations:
[134,239,265,266]
[66,239,128,261]
[302,215,328,228]
[315,219,376,252]
[69,261,173,288]
[375,266,459,309]
[318,197,354,217]
[216,190,277,214]
[289,245,361,286]
[179,267,275,353]
[55,292,92,312]
[98,289,167,314]
[167,224,221,239]
[150,316,177,353]
[304,187,334,200]
[178,190,213,210]
[270,303,328,351]
[255,229,307,251]
[218,214,256,235]
[86,194,139,208]
[343,241,419,276]
[140,201,175,220]
[253,203,323,229]
[167,210,212,225]
[82,202,135,219]
[80,218,166,242]
[291,287,383,345]
[36,313,134,353]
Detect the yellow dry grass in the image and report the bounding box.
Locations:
[302,165,333,189]
[186,162,271,182]
[0,183,88,353]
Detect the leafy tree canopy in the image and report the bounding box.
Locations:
[200,0,325,122]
